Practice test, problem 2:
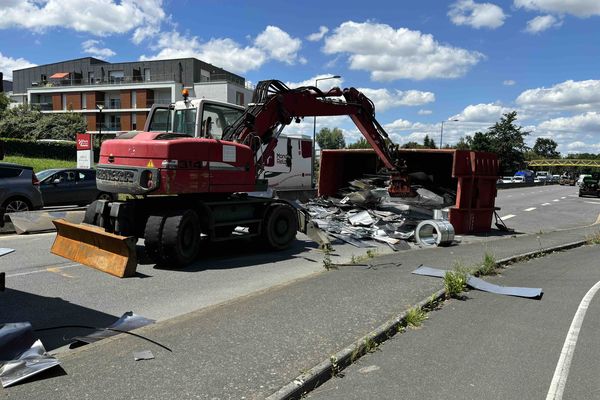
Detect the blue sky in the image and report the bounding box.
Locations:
[1,0,600,154]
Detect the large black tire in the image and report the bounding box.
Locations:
[161,210,201,267]
[262,204,298,250]
[83,200,99,225]
[144,214,168,265]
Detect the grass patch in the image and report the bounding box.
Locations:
[444,264,469,298]
[586,231,600,245]
[476,252,497,276]
[3,155,76,172]
[404,306,428,328]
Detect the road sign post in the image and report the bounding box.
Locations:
[76,133,93,169]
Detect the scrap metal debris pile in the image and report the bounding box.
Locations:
[305,176,457,249]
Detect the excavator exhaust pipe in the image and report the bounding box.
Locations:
[51,219,138,278]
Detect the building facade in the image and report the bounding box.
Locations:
[11,57,254,133]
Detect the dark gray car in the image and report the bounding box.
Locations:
[0,163,44,212]
[37,168,113,207]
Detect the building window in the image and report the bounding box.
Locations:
[235,91,245,106]
[131,90,137,108]
[132,113,137,130]
[62,94,67,111]
[109,114,121,131]
[88,72,95,84]
[82,93,87,109]
[109,70,124,83]
[144,68,151,82]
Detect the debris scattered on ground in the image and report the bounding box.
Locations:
[0,248,14,257]
[133,350,155,361]
[304,177,456,249]
[412,266,543,299]
[71,312,156,347]
[0,323,60,388]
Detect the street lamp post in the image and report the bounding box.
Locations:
[312,75,341,188]
[96,104,104,136]
[440,119,459,148]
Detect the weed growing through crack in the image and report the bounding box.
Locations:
[330,355,340,377]
[477,252,497,276]
[366,249,377,258]
[405,307,427,328]
[322,248,336,270]
[586,231,600,245]
[444,264,468,298]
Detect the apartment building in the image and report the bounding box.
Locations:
[11,57,254,133]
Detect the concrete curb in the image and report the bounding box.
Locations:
[266,238,591,400]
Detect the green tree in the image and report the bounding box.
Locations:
[422,135,436,149]
[346,138,372,149]
[533,137,560,158]
[466,131,494,152]
[316,127,345,149]
[454,137,470,150]
[0,92,9,115]
[0,106,86,141]
[401,141,425,149]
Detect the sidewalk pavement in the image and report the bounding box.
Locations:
[3,224,599,399]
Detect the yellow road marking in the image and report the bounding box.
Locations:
[46,267,75,278]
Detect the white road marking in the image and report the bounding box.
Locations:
[568,195,578,197]
[584,201,600,205]
[553,199,560,202]
[524,207,536,212]
[500,214,516,220]
[546,280,600,400]
[6,263,79,278]
[541,203,551,206]
[561,197,566,199]
[0,232,55,240]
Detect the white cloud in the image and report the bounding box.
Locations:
[514,0,600,18]
[358,88,435,111]
[81,40,116,59]
[141,26,304,74]
[451,102,512,122]
[307,26,329,42]
[0,0,166,40]
[538,112,600,132]
[516,79,600,111]
[525,15,563,33]
[448,0,507,29]
[503,79,516,86]
[255,26,303,65]
[418,109,433,115]
[0,52,36,80]
[323,21,484,81]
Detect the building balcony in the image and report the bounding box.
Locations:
[30,102,54,111]
[30,73,178,88]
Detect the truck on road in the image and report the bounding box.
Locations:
[51,80,408,277]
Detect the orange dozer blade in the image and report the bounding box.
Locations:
[51,219,138,278]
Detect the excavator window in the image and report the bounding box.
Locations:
[201,103,245,139]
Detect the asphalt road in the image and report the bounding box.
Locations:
[307,244,600,400]
[0,230,394,351]
[495,184,600,234]
[1,184,597,353]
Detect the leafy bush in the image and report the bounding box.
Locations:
[1,137,100,161]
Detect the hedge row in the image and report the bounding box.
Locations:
[1,137,100,161]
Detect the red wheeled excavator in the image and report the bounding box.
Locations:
[51,80,410,277]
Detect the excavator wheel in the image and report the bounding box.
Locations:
[262,204,298,250]
[161,210,201,267]
[144,214,168,265]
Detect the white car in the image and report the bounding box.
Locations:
[512,176,525,183]
[577,175,592,186]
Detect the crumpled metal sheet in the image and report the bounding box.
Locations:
[0,323,60,388]
[71,311,156,345]
[0,248,15,257]
[412,266,543,299]
[0,339,60,388]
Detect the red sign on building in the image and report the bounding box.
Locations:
[76,133,91,150]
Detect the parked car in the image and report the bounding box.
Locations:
[579,174,600,197]
[37,168,113,207]
[0,162,44,212]
[559,174,576,186]
[512,176,525,183]
[576,174,592,186]
[501,176,514,183]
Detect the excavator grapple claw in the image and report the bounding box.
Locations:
[51,219,138,278]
